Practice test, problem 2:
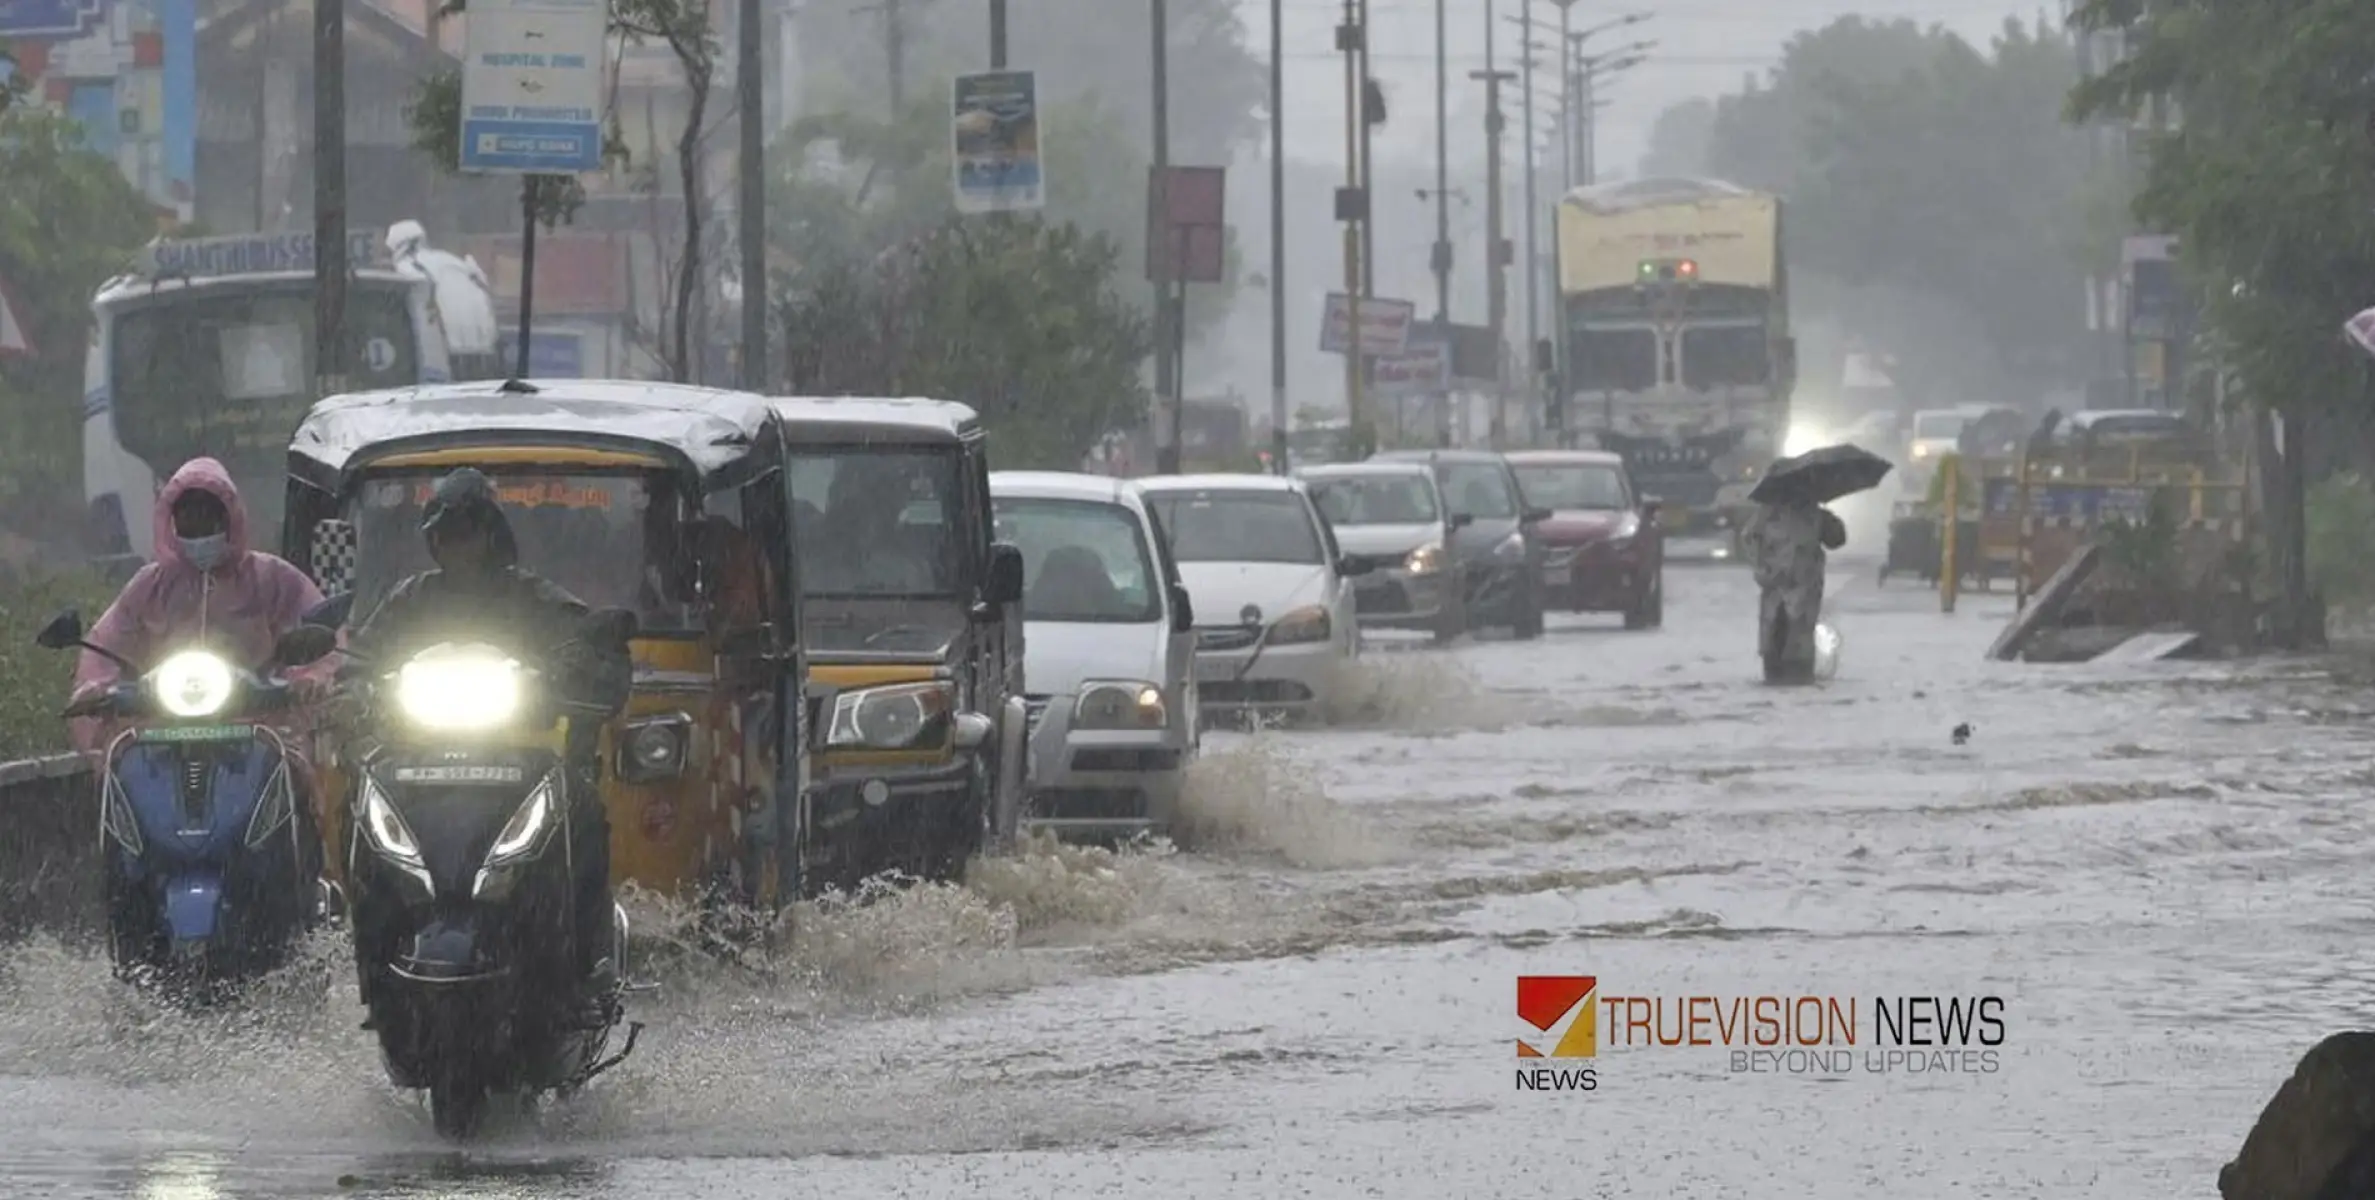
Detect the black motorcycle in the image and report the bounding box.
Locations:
[281,606,642,1139]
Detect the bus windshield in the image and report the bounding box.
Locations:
[110,281,420,533]
[346,471,697,635]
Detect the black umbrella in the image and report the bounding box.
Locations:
[1748,443,1895,506]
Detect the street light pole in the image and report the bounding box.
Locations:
[1472,66,1514,450]
[1430,0,1452,446]
[738,0,766,387]
[1152,0,1177,474]
[1553,0,1576,191]
[990,0,1006,65]
[1339,0,1366,452]
[1517,3,1539,447]
[1270,0,1288,472]
[1357,0,1373,301]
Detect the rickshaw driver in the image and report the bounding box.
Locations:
[810,464,944,595]
[344,468,636,982]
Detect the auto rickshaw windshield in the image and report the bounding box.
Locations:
[346,469,700,633]
[788,445,968,654]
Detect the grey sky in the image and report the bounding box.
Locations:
[1250,0,2058,178]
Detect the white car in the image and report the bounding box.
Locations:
[1136,473,1371,721]
[990,471,1198,839]
[1297,460,1468,642]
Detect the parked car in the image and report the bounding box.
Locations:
[1368,449,1550,639]
[1138,474,1370,721]
[1505,449,1666,629]
[1297,461,1470,642]
[990,471,1198,840]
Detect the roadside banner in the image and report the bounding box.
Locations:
[458,0,607,174]
[1370,340,1449,396]
[952,70,1044,214]
[1319,292,1415,357]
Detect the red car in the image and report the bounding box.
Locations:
[1505,450,1665,629]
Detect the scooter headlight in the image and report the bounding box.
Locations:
[359,775,422,866]
[1074,681,1166,730]
[151,650,235,718]
[827,682,954,750]
[394,644,523,730]
[485,774,559,866]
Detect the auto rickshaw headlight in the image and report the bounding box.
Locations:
[1074,680,1166,730]
[618,713,693,782]
[828,682,954,750]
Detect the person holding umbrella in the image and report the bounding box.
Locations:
[1742,444,1894,683]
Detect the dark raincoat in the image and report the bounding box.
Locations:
[1743,500,1845,682]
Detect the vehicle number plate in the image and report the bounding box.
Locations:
[1194,658,1236,683]
[138,724,255,743]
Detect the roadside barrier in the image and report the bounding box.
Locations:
[0,754,98,942]
[1940,449,2254,612]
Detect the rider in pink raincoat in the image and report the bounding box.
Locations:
[68,458,331,761]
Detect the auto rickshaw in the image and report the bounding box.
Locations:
[769,396,1026,893]
[281,379,815,912]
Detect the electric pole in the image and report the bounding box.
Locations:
[1553,0,1577,191]
[1357,0,1374,301]
[313,0,348,399]
[1152,0,1178,473]
[1515,3,1539,447]
[1430,0,1452,447]
[1473,67,1513,449]
[1339,0,1367,453]
[738,0,767,388]
[990,0,1006,64]
[1270,0,1288,472]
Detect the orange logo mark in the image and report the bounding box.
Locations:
[1518,975,1598,1058]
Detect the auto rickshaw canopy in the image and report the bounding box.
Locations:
[768,395,981,448]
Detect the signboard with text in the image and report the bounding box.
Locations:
[1369,340,1449,397]
[952,70,1044,214]
[1319,292,1415,358]
[459,0,606,174]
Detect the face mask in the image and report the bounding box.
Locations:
[179,534,229,572]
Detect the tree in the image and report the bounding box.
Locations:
[1639,16,2095,403]
[1637,97,1714,178]
[0,104,158,533]
[403,0,718,381]
[775,216,1151,468]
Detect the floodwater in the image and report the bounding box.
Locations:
[2,559,2365,1197]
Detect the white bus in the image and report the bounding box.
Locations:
[83,225,501,562]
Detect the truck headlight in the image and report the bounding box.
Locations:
[394,643,523,730]
[827,682,953,750]
[151,650,234,718]
[1405,542,1445,574]
[1268,605,1331,645]
[1074,681,1165,730]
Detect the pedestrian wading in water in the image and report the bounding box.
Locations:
[1745,498,1846,684]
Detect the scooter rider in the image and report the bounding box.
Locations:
[69,458,331,761]
[344,468,634,984]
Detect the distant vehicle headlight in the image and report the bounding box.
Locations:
[1074,681,1166,730]
[1405,541,1446,574]
[151,650,235,718]
[1268,605,1331,645]
[394,643,524,730]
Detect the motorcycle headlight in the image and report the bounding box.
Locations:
[485,774,559,866]
[1405,542,1445,575]
[1074,680,1166,730]
[1493,531,1526,559]
[1268,604,1331,645]
[151,650,235,718]
[359,775,422,866]
[827,682,953,750]
[394,644,523,731]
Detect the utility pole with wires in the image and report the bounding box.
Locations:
[1571,43,1649,185]
[1270,0,1289,471]
[313,0,348,399]
[1357,0,1375,301]
[1337,0,1368,454]
[1472,66,1514,449]
[1429,0,1453,446]
[1512,2,1540,445]
[1152,0,1179,473]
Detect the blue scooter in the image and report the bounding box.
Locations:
[37,610,336,1001]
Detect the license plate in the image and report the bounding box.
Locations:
[1194,658,1237,683]
[138,724,254,743]
[391,764,528,785]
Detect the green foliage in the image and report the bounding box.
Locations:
[2306,473,2375,611]
[0,570,125,762]
[0,37,23,115]
[775,216,1151,468]
[1643,16,2094,400]
[2067,0,2375,472]
[2097,490,2183,592]
[0,104,158,532]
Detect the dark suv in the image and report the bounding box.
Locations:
[1370,449,1550,639]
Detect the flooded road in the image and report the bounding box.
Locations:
[3,559,2367,1197]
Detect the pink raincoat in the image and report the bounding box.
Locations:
[69,458,330,759]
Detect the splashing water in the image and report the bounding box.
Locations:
[1170,738,1399,870]
[1311,650,1538,731]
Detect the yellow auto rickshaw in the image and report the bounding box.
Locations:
[281,379,814,911]
[770,396,1026,893]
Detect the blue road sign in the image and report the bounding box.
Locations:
[457,0,607,175]
[0,0,107,39]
